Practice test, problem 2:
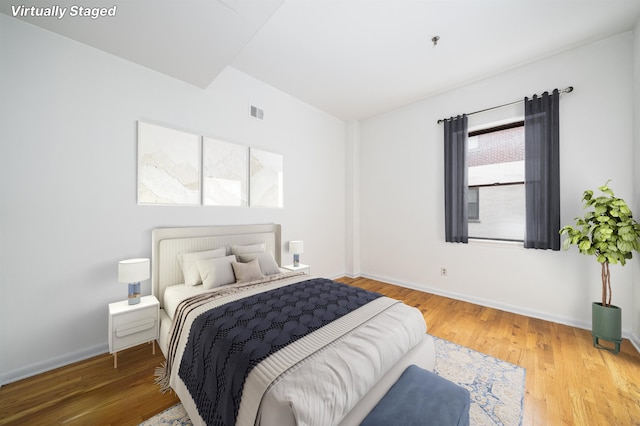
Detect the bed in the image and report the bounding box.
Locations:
[152,224,435,426]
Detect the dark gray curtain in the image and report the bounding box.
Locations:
[444,115,468,243]
[524,90,560,250]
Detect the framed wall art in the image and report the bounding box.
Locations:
[202,137,248,206]
[249,148,283,208]
[137,121,201,205]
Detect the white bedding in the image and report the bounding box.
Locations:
[159,274,432,426]
[163,283,209,320]
[162,267,293,320]
[255,299,427,426]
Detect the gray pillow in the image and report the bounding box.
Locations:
[232,258,264,283]
[230,242,265,256]
[238,252,281,275]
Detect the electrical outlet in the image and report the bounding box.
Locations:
[440,267,447,276]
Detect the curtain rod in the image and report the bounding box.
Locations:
[436,86,574,124]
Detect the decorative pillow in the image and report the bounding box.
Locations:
[230,242,265,256]
[197,255,237,289]
[238,252,281,275]
[178,247,227,286]
[231,258,264,283]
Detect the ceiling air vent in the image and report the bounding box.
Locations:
[250,105,264,120]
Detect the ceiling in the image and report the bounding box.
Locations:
[3,0,640,120]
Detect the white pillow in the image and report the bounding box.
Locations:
[232,258,264,283]
[230,242,265,256]
[238,252,281,275]
[197,255,237,289]
[178,247,226,286]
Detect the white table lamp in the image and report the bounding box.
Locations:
[118,258,150,305]
[288,241,304,267]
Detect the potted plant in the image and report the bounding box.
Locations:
[560,181,640,354]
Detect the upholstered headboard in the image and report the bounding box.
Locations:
[151,224,282,307]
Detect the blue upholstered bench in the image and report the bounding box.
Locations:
[360,365,470,426]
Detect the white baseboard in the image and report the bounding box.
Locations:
[360,272,637,339]
[0,343,108,386]
[341,272,360,279]
[631,332,640,354]
[3,276,638,388]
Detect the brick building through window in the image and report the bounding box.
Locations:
[468,122,525,241]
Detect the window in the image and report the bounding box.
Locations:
[444,91,559,248]
[468,187,479,221]
[467,121,524,242]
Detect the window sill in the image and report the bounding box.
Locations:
[468,238,524,249]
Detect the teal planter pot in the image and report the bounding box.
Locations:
[592,302,622,354]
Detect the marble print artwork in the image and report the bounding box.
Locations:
[202,137,248,206]
[249,148,283,208]
[137,121,200,205]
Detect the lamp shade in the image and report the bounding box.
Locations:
[288,241,304,254]
[118,258,150,283]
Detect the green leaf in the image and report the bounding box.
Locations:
[598,182,614,195]
[595,205,608,215]
[578,240,591,251]
[562,181,640,265]
[619,225,631,234]
[618,240,634,253]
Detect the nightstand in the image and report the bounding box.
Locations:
[108,295,159,368]
[282,263,310,275]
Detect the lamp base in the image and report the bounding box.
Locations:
[293,254,300,267]
[128,282,140,305]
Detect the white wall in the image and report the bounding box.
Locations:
[0,15,346,384]
[345,120,361,277]
[359,32,637,337]
[632,18,640,348]
[2,15,638,386]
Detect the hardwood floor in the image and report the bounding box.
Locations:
[1,277,638,425]
[338,277,640,426]
[0,342,179,425]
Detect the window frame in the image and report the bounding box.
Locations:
[467,120,525,243]
[467,186,480,221]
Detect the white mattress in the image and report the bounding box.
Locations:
[163,283,209,320]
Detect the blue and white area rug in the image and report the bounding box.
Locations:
[433,336,525,425]
[140,336,525,426]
